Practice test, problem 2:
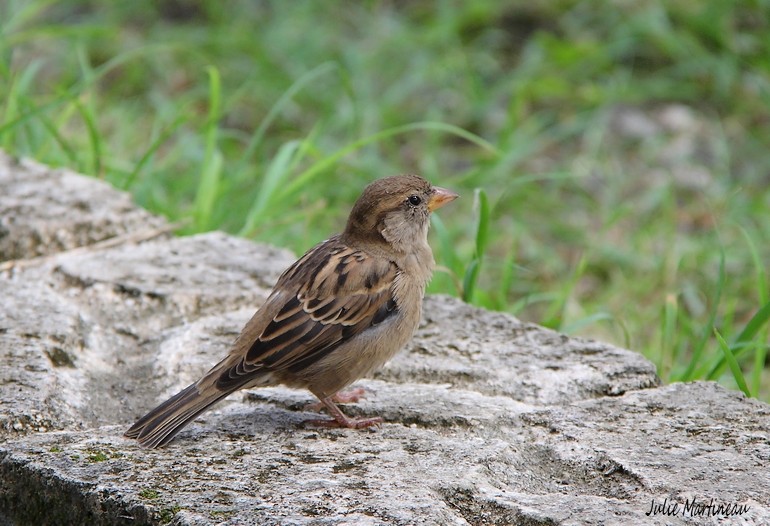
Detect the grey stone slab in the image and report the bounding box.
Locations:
[1,232,295,434]
[1,152,768,525]
[381,298,660,405]
[2,383,767,525]
[0,151,166,262]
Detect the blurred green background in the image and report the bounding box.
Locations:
[2,0,769,398]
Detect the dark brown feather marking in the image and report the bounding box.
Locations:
[372,297,398,325]
[285,340,338,373]
[306,250,332,289]
[262,308,305,340]
[263,322,328,370]
[311,299,342,320]
[272,295,302,322]
[246,322,308,363]
[334,269,349,293]
[284,321,366,374]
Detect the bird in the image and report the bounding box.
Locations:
[124,174,458,448]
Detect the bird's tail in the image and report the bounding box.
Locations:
[124,383,231,448]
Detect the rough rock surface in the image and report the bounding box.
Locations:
[0,151,166,261]
[1,152,769,525]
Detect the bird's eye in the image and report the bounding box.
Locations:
[408,195,422,206]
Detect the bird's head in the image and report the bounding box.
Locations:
[343,175,458,254]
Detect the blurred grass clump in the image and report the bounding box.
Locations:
[1,0,769,398]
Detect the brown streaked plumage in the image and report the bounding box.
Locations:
[124,175,458,448]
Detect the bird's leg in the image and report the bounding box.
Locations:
[304,395,382,429]
[330,387,367,404]
[303,387,366,412]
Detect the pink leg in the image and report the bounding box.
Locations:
[304,387,366,412]
[304,394,382,429]
[330,387,366,404]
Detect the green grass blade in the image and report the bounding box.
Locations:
[510,291,560,314]
[121,113,190,190]
[462,188,490,303]
[1,81,20,151]
[561,312,614,334]
[473,188,490,257]
[32,102,78,164]
[430,215,456,269]
[192,150,223,232]
[714,328,751,397]
[742,226,770,395]
[462,259,480,303]
[0,0,57,35]
[658,293,679,381]
[74,42,102,177]
[541,254,587,330]
[235,62,338,170]
[72,97,102,176]
[494,246,517,311]
[239,139,303,236]
[739,226,768,305]
[742,222,770,394]
[733,301,770,352]
[678,250,725,381]
[430,214,462,295]
[751,338,767,399]
[704,300,770,380]
[192,66,223,232]
[0,88,76,138]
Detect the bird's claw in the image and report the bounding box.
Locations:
[304,416,383,429]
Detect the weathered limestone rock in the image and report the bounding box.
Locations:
[1,152,768,525]
[0,151,166,261]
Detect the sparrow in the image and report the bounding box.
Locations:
[125,174,458,448]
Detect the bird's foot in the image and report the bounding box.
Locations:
[305,416,383,429]
[304,393,382,429]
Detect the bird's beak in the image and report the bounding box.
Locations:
[428,186,459,211]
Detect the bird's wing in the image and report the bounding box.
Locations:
[215,238,398,391]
